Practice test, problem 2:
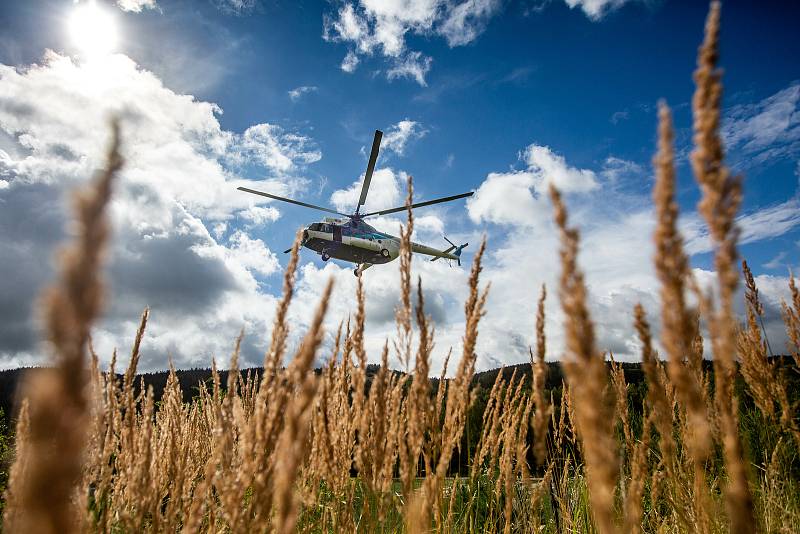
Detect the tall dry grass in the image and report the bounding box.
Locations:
[2,2,800,533]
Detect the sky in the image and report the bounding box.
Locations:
[0,0,798,373]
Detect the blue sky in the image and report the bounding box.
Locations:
[0,0,798,372]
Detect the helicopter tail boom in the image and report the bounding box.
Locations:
[426,238,468,266]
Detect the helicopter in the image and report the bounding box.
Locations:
[238,130,472,277]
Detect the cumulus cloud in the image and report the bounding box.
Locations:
[601,156,644,184]
[323,0,637,83]
[382,120,427,156]
[439,0,501,46]
[0,51,320,370]
[288,85,318,102]
[238,205,281,228]
[116,0,159,12]
[323,0,500,85]
[220,231,280,277]
[467,143,598,227]
[524,145,599,192]
[460,139,799,371]
[386,52,433,87]
[467,170,541,227]
[341,51,361,73]
[563,0,638,20]
[235,124,322,174]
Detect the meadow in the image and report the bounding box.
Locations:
[2,2,800,532]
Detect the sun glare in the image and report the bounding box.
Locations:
[68,1,119,59]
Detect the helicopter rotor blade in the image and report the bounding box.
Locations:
[237,187,349,217]
[443,235,456,248]
[357,130,383,212]
[360,191,474,218]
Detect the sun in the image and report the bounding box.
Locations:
[68,1,119,59]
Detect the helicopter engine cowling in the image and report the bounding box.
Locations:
[344,235,383,253]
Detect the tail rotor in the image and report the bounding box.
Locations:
[431,236,468,266]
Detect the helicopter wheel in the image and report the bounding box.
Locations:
[353,267,361,277]
[380,248,389,258]
[321,252,330,261]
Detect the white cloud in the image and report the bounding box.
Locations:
[739,198,800,245]
[463,140,799,370]
[468,187,658,367]
[387,52,433,87]
[382,119,427,156]
[563,0,637,20]
[763,251,788,271]
[116,0,159,12]
[467,170,541,226]
[723,82,800,165]
[221,230,280,277]
[341,50,361,73]
[468,144,598,227]
[324,0,500,85]
[524,145,599,192]
[235,123,322,174]
[212,222,227,240]
[438,0,501,46]
[601,156,644,183]
[0,51,319,370]
[610,110,629,124]
[684,197,800,255]
[415,214,445,236]
[288,85,318,102]
[328,4,371,48]
[238,205,280,228]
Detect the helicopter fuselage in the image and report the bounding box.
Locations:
[302,219,400,264]
[301,217,460,269]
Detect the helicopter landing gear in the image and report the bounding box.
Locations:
[380,248,390,258]
[321,251,330,261]
[353,268,360,277]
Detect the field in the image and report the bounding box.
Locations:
[2,2,800,533]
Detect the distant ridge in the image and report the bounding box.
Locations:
[1,357,797,422]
